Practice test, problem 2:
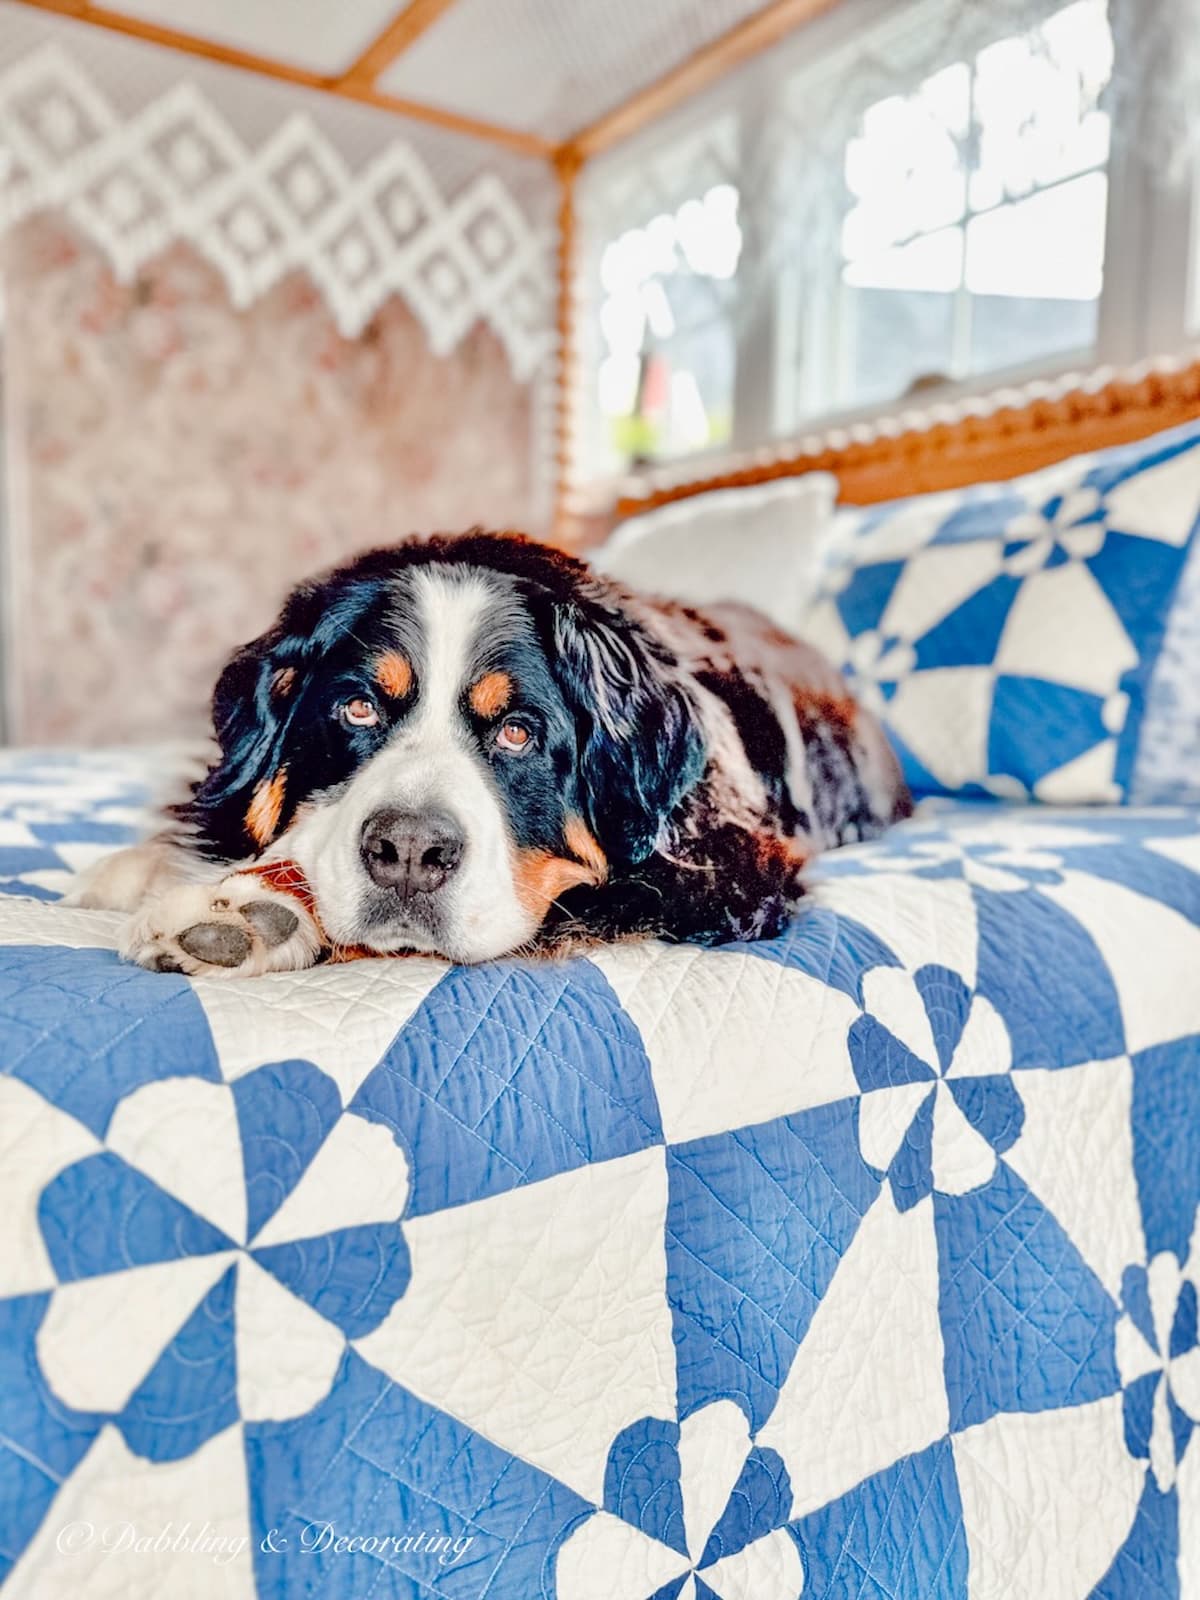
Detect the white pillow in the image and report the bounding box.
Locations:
[592,472,839,632]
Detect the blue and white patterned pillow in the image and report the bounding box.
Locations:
[1131,529,1200,803]
[800,417,1200,803]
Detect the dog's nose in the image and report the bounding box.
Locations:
[360,808,465,896]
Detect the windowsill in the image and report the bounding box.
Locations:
[784,346,1102,439]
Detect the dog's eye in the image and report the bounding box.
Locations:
[341,696,380,728]
[496,719,533,754]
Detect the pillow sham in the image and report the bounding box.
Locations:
[798,417,1200,803]
[593,471,838,632]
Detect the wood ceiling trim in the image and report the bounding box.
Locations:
[337,0,460,87]
[9,0,554,157]
[347,81,551,155]
[9,0,850,165]
[561,0,843,162]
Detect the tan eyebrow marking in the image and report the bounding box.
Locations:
[271,667,296,699]
[374,652,412,699]
[246,769,287,847]
[469,670,514,719]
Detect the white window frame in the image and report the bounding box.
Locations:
[769,0,1176,440]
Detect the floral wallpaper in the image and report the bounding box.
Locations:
[2,217,541,746]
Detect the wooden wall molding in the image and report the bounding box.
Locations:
[614,361,1200,517]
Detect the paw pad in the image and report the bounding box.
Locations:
[178,922,253,968]
[241,900,300,947]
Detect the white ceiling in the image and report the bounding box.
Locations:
[380,0,769,140]
[85,0,773,141]
[390,0,772,140]
[94,0,403,74]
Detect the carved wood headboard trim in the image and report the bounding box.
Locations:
[614,358,1200,519]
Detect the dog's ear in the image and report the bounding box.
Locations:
[172,624,303,859]
[553,596,706,865]
[176,572,393,860]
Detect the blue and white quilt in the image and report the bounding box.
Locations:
[2,747,1199,1599]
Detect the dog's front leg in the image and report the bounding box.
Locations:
[63,838,195,912]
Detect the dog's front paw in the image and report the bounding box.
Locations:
[123,873,322,977]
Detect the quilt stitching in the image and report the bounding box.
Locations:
[1,751,1199,1600]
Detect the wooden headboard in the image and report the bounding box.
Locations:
[614,358,1200,520]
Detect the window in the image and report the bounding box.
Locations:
[594,182,742,469]
[812,0,1113,417]
[580,0,1197,489]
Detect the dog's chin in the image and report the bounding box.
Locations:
[320,891,538,966]
[340,891,450,959]
[360,925,446,957]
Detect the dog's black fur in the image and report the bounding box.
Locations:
[170,532,911,953]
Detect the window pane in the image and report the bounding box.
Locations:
[835,228,960,409]
[843,62,969,261]
[838,285,956,408]
[644,323,736,458]
[844,226,964,293]
[965,171,1107,299]
[807,1,1112,425]
[595,183,741,466]
[965,172,1106,371]
[971,0,1112,211]
[969,293,1098,374]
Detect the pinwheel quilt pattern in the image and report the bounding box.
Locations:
[1,748,1198,1599]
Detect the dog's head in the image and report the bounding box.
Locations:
[180,533,706,961]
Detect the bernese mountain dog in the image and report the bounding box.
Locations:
[69,531,911,975]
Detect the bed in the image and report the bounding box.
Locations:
[4,369,1200,1599]
[2,747,1198,1599]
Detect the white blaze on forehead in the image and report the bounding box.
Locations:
[410,569,495,729]
[284,564,541,963]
